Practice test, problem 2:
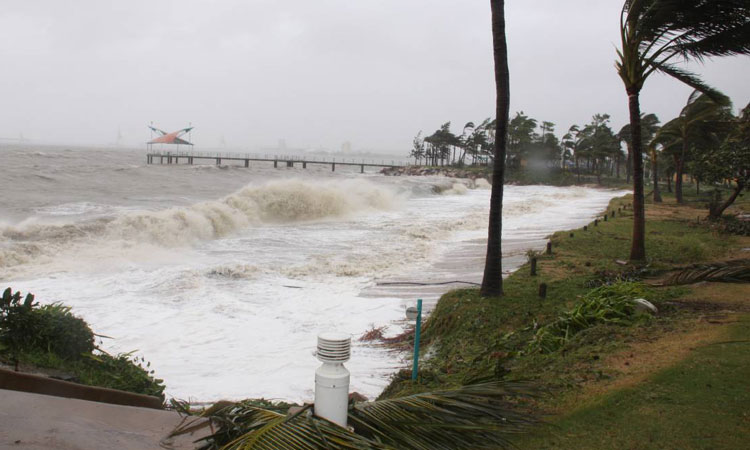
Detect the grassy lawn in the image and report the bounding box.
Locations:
[517,316,750,449]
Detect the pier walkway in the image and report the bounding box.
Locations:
[146,151,409,173]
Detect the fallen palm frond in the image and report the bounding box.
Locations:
[349,380,539,450]
[658,259,750,286]
[170,381,539,450]
[528,282,652,354]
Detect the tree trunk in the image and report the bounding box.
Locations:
[626,150,632,183]
[575,156,580,183]
[481,0,509,298]
[696,179,700,195]
[675,142,687,204]
[616,157,621,179]
[652,149,662,203]
[627,89,646,261]
[667,171,672,192]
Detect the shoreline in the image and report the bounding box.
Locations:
[375,185,750,447]
[381,165,632,190]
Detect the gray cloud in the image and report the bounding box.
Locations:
[1,0,747,151]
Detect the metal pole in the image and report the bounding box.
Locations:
[412,298,422,381]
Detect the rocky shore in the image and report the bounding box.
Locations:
[380,166,491,182]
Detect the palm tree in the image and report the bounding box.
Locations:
[648,142,663,202]
[481,0,510,297]
[580,114,620,185]
[615,0,750,261]
[507,112,537,169]
[617,123,634,183]
[170,381,538,449]
[563,125,585,183]
[696,102,750,218]
[656,91,731,203]
[457,122,475,165]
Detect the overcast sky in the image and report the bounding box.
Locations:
[1,0,748,152]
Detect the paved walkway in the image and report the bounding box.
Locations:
[0,389,204,449]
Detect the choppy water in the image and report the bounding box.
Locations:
[0,145,626,402]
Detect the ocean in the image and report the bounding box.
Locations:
[0,145,626,402]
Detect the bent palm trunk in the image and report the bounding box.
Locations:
[709,182,745,219]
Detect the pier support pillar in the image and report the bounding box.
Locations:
[286,161,294,167]
[303,162,307,169]
[160,156,164,164]
[244,159,249,168]
[216,158,221,165]
[274,160,278,168]
[332,163,336,172]
[360,164,364,173]
[189,157,193,165]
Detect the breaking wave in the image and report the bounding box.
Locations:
[0,179,401,270]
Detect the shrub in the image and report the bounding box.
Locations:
[78,352,166,400]
[0,288,94,360]
[34,304,96,359]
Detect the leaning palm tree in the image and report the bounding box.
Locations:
[481,0,510,297]
[615,0,750,261]
[656,91,731,203]
[170,381,539,450]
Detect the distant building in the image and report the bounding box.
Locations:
[341,141,352,153]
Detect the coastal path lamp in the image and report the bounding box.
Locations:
[405,299,423,381]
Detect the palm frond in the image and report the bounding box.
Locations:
[660,259,750,285]
[671,2,750,60]
[651,63,728,104]
[619,0,750,91]
[349,381,539,450]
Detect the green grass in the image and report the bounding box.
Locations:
[515,316,750,449]
[549,204,735,271]
[379,193,744,401]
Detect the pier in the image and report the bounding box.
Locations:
[145,151,408,173]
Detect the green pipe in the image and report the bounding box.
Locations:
[412,298,422,381]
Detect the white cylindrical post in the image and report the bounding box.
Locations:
[314,332,351,428]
